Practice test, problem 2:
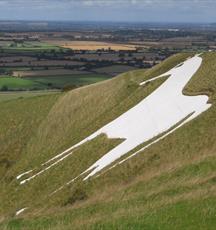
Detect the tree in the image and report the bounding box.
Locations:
[1,85,8,91]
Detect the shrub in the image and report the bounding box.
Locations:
[63,185,88,206]
[62,84,78,92]
[1,85,8,91]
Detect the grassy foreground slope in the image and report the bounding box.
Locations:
[2,52,216,229]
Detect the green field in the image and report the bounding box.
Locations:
[1,52,216,229]
[0,41,67,54]
[27,74,110,87]
[0,74,111,90]
[0,77,42,90]
[0,41,63,52]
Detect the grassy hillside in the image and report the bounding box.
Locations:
[0,94,60,178]
[2,52,216,229]
[0,91,60,103]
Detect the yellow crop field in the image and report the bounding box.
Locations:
[46,40,138,51]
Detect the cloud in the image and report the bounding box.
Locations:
[0,0,215,9]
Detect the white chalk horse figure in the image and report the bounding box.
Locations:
[18,54,211,187]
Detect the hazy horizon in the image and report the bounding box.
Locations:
[0,0,215,23]
[0,20,215,24]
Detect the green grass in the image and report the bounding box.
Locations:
[0,93,60,185]
[3,198,216,230]
[0,75,11,78]
[0,90,60,102]
[2,52,216,229]
[1,41,62,52]
[26,74,111,88]
[0,77,43,90]
[0,41,69,57]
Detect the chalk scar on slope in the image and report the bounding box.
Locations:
[15,207,28,216]
[19,54,211,185]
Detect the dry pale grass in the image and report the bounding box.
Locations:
[46,40,138,51]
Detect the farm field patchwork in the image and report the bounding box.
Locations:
[12,69,89,77]
[0,60,84,68]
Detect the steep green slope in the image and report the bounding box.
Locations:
[0,94,60,178]
[2,52,215,229]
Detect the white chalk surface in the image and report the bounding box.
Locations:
[18,55,211,186]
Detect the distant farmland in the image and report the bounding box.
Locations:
[45,40,138,51]
[0,74,111,90]
[12,69,89,77]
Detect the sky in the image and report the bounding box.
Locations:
[0,0,215,23]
